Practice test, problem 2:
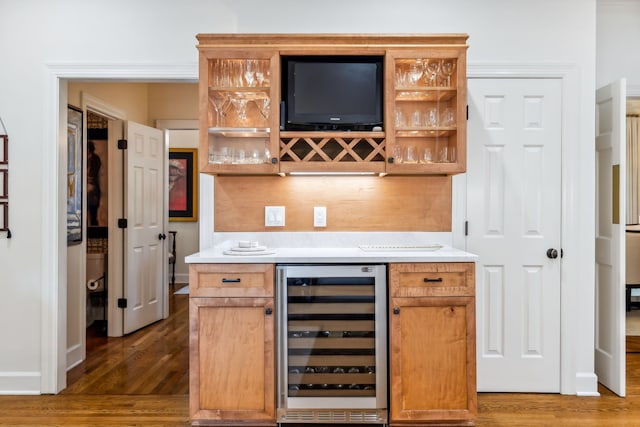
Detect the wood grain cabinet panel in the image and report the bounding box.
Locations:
[389,263,476,426]
[189,264,276,426]
[189,263,274,298]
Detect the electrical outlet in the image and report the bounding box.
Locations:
[314,206,327,227]
[265,206,285,227]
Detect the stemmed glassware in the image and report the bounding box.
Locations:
[211,92,228,127]
[255,61,267,87]
[229,96,249,124]
[441,60,455,87]
[244,60,256,87]
[254,97,270,123]
[408,59,424,87]
[426,59,441,86]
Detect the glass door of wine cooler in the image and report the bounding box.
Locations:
[276,264,387,424]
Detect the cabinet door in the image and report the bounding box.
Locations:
[190,297,275,424]
[189,263,274,298]
[385,49,467,175]
[389,296,476,424]
[389,262,475,298]
[199,48,280,175]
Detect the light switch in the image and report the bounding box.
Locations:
[265,206,285,227]
[314,206,327,227]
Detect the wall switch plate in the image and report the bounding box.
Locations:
[265,206,285,227]
[314,206,327,227]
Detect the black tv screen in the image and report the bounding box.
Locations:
[282,56,384,131]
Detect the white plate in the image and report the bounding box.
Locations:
[223,249,275,256]
[227,246,269,252]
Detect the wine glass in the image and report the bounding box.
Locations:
[210,92,228,127]
[441,60,456,87]
[426,59,441,86]
[407,59,424,87]
[255,61,266,87]
[254,97,270,122]
[230,95,249,124]
[244,60,256,87]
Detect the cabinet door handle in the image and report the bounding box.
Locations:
[265,307,273,315]
[393,307,400,315]
[423,277,443,283]
[221,278,241,283]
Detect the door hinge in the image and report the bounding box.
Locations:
[117,298,127,309]
[118,218,127,229]
[466,105,469,120]
[117,139,128,150]
[464,220,469,236]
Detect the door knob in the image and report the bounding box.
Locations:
[546,248,558,259]
[158,233,167,240]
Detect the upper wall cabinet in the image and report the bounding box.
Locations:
[196,34,468,175]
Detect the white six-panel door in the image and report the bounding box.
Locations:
[467,78,562,392]
[123,121,165,334]
[595,79,626,397]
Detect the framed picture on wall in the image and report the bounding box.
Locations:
[169,148,198,222]
[67,105,83,245]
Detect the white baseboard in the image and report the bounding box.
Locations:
[0,371,41,394]
[575,372,600,396]
[66,343,83,371]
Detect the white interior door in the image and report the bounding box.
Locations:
[106,120,167,337]
[123,121,165,334]
[466,78,562,392]
[595,79,626,397]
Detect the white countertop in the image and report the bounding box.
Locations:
[185,244,477,264]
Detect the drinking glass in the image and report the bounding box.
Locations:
[393,145,404,163]
[426,59,441,86]
[231,60,244,87]
[438,145,449,163]
[210,92,228,127]
[423,107,438,128]
[408,59,424,87]
[254,97,270,120]
[411,110,422,128]
[405,146,418,163]
[230,96,249,124]
[255,61,266,87]
[422,147,433,163]
[244,59,256,87]
[441,59,456,87]
[439,107,456,127]
[395,65,407,88]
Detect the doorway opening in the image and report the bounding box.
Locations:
[85,110,110,337]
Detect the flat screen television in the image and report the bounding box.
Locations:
[281,55,384,131]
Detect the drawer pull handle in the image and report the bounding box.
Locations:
[423,277,443,283]
[222,278,241,283]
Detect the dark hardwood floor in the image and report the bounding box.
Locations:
[1,287,640,425]
[63,285,189,396]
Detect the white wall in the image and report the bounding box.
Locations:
[597,0,640,93]
[0,0,601,394]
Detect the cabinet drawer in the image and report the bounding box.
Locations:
[189,264,274,297]
[389,262,474,297]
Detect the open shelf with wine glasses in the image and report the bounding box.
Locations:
[385,50,467,175]
[200,52,280,174]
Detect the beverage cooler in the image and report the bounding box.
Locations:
[276,264,387,425]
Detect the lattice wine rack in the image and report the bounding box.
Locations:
[0,117,9,237]
[279,132,386,174]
